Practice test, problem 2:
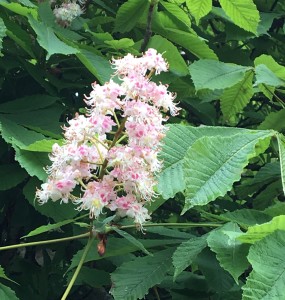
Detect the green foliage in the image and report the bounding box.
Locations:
[1,0,285,298]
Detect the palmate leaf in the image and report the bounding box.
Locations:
[238,215,285,244]
[182,131,273,212]
[172,236,207,280]
[110,248,174,300]
[219,0,260,34]
[189,59,251,91]
[114,0,149,33]
[158,125,252,199]
[221,70,254,123]
[242,230,285,299]
[207,223,249,283]
[186,0,212,24]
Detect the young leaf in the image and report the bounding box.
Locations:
[207,223,249,283]
[0,164,28,191]
[183,131,273,212]
[186,0,212,24]
[238,215,285,244]
[189,60,251,91]
[242,230,285,299]
[221,70,254,123]
[172,236,207,280]
[24,139,62,152]
[0,283,19,300]
[219,0,260,34]
[112,227,152,256]
[114,0,149,33]
[110,248,174,300]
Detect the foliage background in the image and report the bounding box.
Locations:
[1,0,285,299]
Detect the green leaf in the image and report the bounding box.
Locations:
[242,230,285,299]
[207,223,249,283]
[147,35,189,76]
[24,139,62,152]
[186,0,212,24]
[152,12,217,60]
[75,49,113,84]
[0,94,59,113]
[160,1,191,28]
[172,236,207,279]
[277,134,285,196]
[67,238,184,272]
[23,177,79,222]
[110,248,174,300]
[238,215,285,244]
[0,266,17,284]
[219,0,260,34]
[0,1,37,18]
[105,38,134,49]
[0,18,6,56]
[158,125,252,199]
[0,283,19,300]
[259,110,285,131]
[255,64,285,87]
[14,148,49,181]
[114,0,149,33]
[221,70,254,123]
[28,17,78,60]
[21,219,78,239]
[112,227,152,256]
[254,54,285,81]
[0,164,28,191]
[183,131,273,212]
[189,59,251,91]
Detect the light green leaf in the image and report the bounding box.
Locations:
[110,248,174,300]
[147,35,188,76]
[172,236,207,279]
[21,219,77,239]
[255,64,285,87]
[242,230,285,299]
[28,17,78,59]
[105,38,134,49]
[160,1,191,28]
[115,0,149,33]
[189,59,251,91]
[238,215,285,244]
[15,148,49,181]
[221,70,254,123]
[183,131,273,212]
[207,223,249,283]
[158,125,252,199]
[0,283,19,300]
[112,227,152,256]
[0,164,28,191]
[0,18,6,56]
[186,0,212,23]
[24,139,62,152]
[219,0,260,34]
[254,54,285,80]
[0,1,37,18]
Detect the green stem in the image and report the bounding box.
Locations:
[0,232,90,251]
[61,236,95,300]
